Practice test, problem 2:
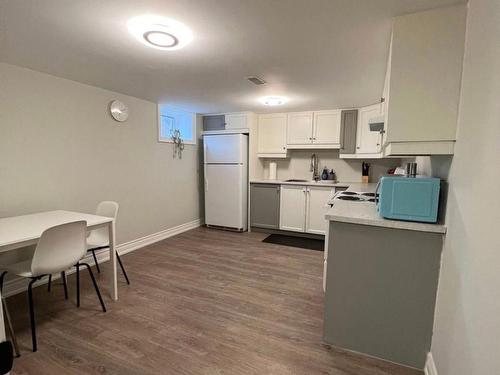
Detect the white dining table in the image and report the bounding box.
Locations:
[0,210,118,355]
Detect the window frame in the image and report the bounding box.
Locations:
[157,105,197,145]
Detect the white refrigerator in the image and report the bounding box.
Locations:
[203,133,248,231]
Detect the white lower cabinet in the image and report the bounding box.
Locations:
[280,185,333,235]
[305,186,332,235]
[279,185,307,232]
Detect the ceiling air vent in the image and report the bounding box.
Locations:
[246,76,266,85]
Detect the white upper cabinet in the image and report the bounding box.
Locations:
[356,104,383,154]
[313,110,341,146]
[257,113,287,158]
[287,112,313,145]
[339,104,384,159]
[286,110,341,149]
[225,112,248,130]
[383,4,467,156]
[203,112,255,132]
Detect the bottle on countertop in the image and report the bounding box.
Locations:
[328,169,336,181]
[321,167,329,180]
[362,162,370,183]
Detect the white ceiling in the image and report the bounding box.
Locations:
[0,0,464,114]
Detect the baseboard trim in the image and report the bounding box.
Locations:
[322,341,423,372]
[117,219,202,256]
[2,218,202,297]
[425,353,438,375]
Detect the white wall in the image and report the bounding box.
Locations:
[257,151,401,183]
[430,1,500,374]
[0,63,202,246]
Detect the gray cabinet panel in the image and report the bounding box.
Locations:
[203,115,225,131]
[324,221,442,368]
[250,184,280,229]
[340,110,358,154]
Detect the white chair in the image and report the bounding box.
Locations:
[0,221,106,352]
[86,201,129,285]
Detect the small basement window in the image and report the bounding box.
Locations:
[158,104,197,145]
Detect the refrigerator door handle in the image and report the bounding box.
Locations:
[204,143,208,192]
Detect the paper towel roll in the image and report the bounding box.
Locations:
[269,161,277,180]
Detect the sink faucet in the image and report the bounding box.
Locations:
[310,153,320,181]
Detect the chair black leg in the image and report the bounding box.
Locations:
[61,271,68,300]
[82,263,106,312]
[3,298,20,357]
[116,252,130,285]
[47,274,52,292]
[0,271,7,292]
[91,249,101,273]
[76,263,80,308]
[28,277,38,352]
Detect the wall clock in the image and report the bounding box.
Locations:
[109,100,129,122]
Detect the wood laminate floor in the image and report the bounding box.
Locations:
[7,227,421,375]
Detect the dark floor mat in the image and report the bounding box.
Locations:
[262,234,324,251]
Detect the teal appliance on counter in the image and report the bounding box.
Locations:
[377,175,441,223]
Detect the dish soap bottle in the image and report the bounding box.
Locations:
[321,167,329,180]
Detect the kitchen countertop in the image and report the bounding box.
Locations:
[250,179,378,192]
[325,199,447,234]
[250,179,351,188]
[250,179,446,233]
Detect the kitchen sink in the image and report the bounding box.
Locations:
[284,179,309,182]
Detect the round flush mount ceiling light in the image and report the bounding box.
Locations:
[127,15,193,51]
[260,96,288,106]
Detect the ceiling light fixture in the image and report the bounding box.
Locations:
[260,96,288,106]
[127,15,193,51]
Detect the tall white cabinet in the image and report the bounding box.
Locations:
[383,5,467,155]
